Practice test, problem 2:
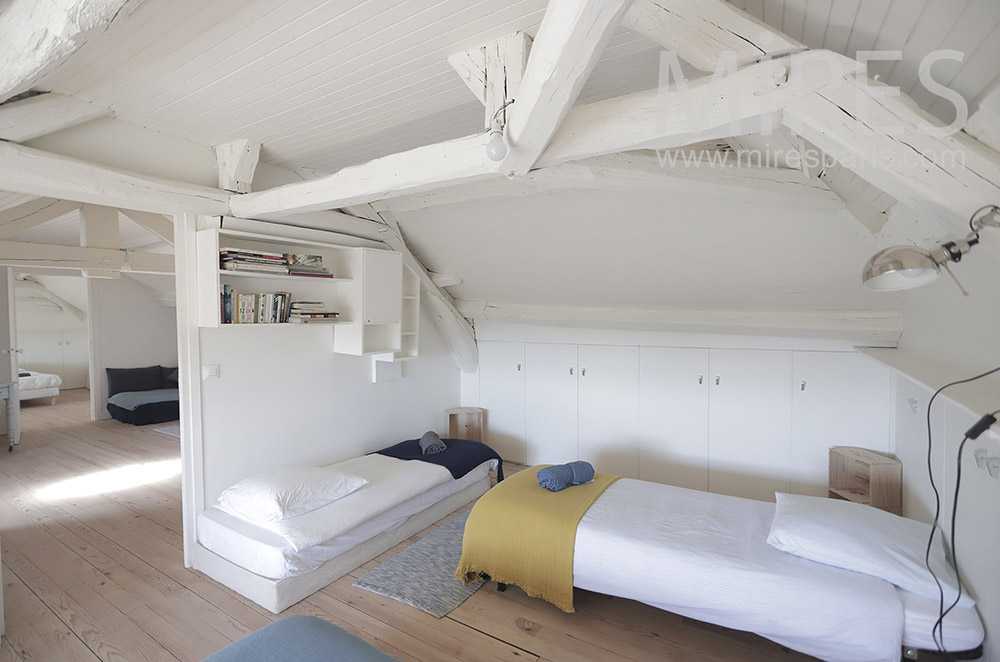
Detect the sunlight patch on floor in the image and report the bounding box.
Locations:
[36,459,181,500]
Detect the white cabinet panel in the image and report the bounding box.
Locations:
[790,352,890,496]
[525,343,579,466]
[19,331,63,376]
[638,347,709,490]
[708,349,792,501]
[478,341,526,464]
[579,345,639,478]
[60,330,91,389]
[362,249,402,324]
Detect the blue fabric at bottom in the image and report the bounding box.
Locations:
[202,615,400,662]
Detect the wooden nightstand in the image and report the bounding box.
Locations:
[828,446,902,515]
[448,407,484,442]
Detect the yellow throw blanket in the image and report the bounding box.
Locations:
[455,465,621,613]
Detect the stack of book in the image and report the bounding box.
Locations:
[288,301,340,323]
[284,253,334,278]
[221,285,293,324]
[220,248,289,274]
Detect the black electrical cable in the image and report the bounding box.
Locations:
[923,364,1000,653]
[931,435,970,655]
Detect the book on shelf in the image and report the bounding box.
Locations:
[222,261,289,274]
[290,301,326,310]
[288,315,340,324]
[283,253,323,267]
[220,247,284,260]
[286,269,334,278]
[290,312,339,319]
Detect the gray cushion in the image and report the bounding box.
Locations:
[106,365,163,396]
[202,615,399,662]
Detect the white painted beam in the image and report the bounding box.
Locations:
[0,141,229,216]
[536,50,862,169]
[456,300,902,344]
[80,203,120,279]
[214,138,262,194]
[349,204,479,373]
[230,134,499,220]
[502,0,631,175]
[448,32,532,129]
[0,197,81,239]
[0,0,135,102]
[0,241,173,274]
[818,163,893,235]
[14,274,86,321]
[621,0,803,72]
[0,92,113,142]
[119,208,174,245]
[783,76,1000,229]
[448,47,487,106]
[964,85,1000,155]
[386,150,842,214]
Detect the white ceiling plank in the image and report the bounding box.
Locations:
[800,0,833,49]
[781,0,807,44]
[536,50,862,169]
[501,0,632,176]
[0,198,82,240]
[843,0,892,59]
[821,0,862,55]
[782,76,1000,230]
[965,83,1000,154]
[888,0,971,99]
[0,241,173,274]
[230,133,499,219]
[865,0,929,83]
[0,0,134,102]
[923,0,1000,118]
[0,93,113,142]
[214,138,262,194]
[119,208,175,246]
[622,0,803,73]
[0,141,229,216]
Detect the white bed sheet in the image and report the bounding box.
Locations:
[18,370,62,391]
[574,479,905,662]
[898,588,984,653]
[198,459,495,579]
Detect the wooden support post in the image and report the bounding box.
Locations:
[449,32,532,129]
[215,138,262,194]
[79,204,120,279]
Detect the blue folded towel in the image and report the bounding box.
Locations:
[418,431,447,455]
[537,461,595,492]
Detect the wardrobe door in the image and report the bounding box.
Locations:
[638,347,710,490]
[708,349,792,501]
[791,351,890,496]
[478,341,526,464]
[60,330,90,389]
[19,331,62,377]
[578,345,638,478]
[524,343,578,466]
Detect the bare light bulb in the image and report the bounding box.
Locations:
[486,130,507,161]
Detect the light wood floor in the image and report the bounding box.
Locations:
[0,389,814,662]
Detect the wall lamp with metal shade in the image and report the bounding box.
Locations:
[862,205,1000,295]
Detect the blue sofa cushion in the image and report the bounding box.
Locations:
[202,615,400,662]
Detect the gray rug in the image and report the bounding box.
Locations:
[153,425,180,438]
[353,511,483,618]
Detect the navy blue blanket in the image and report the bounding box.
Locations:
[375,438,504,482]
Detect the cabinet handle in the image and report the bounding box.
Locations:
[569,367,573,376]
[698,375,703,385]
[800,380,806,391]
[715,375,720,386]
[581,368,586,377]
[517,363,521,372]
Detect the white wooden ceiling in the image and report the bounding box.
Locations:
[31,0,1000,175]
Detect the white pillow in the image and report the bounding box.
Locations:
[767,493,973,608]
[216,467,367,523]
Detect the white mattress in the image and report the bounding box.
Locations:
[898,588,984,652]
[574,479,905,662]
[198,459,495,579]
[18,370,62,391]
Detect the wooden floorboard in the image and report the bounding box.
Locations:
[0,389,815,661]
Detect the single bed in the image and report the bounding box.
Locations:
[458,469,985,662]
[194,441,501,614]
[17,369,61,404]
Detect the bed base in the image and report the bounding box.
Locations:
[19,387,59,404]
[191,475,491,614]
[904,645,983,660]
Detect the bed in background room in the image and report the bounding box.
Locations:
[457,467,985,662]
[17,369,62,404]
[194,437,502,613]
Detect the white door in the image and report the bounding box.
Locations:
[638,347,710,490]
[578,345,639,478]
[60,330,91,389]
[525,343,578,466]
[361,250,402,324]
[791,351,891,496]
[478,341,526,464]
[708,349,792,501]
[0,268,19,445]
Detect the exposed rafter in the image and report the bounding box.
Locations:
[0,92,113,142]
[345,203,479,373]
[0,141,229,216]
[0,241,173,274]
[215,138,262,194]
[119,208,174,245]
[620,0,803,72]
[0,197,81,239]
[448,32,532,129]
[501,0,631,175]
[14,274,87,322]
[965,84,1000,155]
[0,0,136,102]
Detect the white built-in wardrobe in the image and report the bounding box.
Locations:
[475,341,891,502]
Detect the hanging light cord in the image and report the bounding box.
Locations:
[967,204,1000,236]
[923,365,1000,654]
[491,99,515,125]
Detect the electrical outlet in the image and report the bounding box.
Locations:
[202,364,220,380]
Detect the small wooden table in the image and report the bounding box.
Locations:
[0,382,16,452]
